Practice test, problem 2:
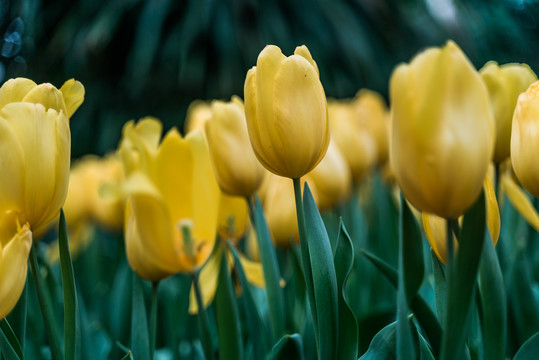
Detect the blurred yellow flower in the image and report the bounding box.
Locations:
[205,96,265,197]
[423,164,500,264]
[328,99,377,184]
[184,99,211,134]
[511,81,539,197]
[480,61,537,163]
[244,45,330,179]
[217,192,250,242]
[306,140,352,211]
[120,118,220,281]
[353,89,390,165]
[390,40,494,219]
[0,212,32,319]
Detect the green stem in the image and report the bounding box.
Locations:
[292,177,319,352]
[29,242,62,360]
[150,281,159,359]
[446,219,455,269]
[191,272,213,360]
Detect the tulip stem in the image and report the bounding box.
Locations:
[149,281,159,360]
[292,177,319,353]
[29,242,63,360]
[191,272,213,360]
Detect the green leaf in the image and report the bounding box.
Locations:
[267,334,304,360]
[333,220,358,360]
[362,249,442,357]
[302,184,339,360]
[58,209,80,360]
[513,331,539,360]
[7,281,27,351]
[358,320,398,359]
[0,319,23,360]
[441,191,486,360]
[131,273,150,360]
[478,233,506,360]
[431,251,447,326]
[215,246,243,360]
[228,242,269,359]
[120,351,134,360]
[251,195,285,342]
[397,196,424,360]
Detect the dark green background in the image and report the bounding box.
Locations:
[1,0,537,157]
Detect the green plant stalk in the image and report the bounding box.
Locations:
[191,272,213,360]
[150,282,159,360]
[29,242,63,360]
[292,177,319,355]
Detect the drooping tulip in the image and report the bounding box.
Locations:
[205,96,265,197]
[390,40,494,219]
[244,45,330,179]
[480,61,537,163]
[119,118,220,281]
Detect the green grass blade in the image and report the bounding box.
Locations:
[58,209,80,360]
[0,319,23,360]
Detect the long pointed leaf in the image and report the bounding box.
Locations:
[58,209,80,360]
[0,319,23,360]
[268,334,304,360]
[334,220,358,360]
[131,274,150,360]
[302,184,339,360]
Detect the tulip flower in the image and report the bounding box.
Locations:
[511,81,539,197]
[184,99,212,134]
[328,99,377,183]
[390,40,494,219]
[353,89,390,164]
[119,118,220,281]
[422,164,500,264]
[244,45,330,179]
[0,213,32,319]
[480,61,537,163]
[306,140,352,211]
[205,96,265,197]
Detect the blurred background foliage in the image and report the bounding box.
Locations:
[0,0,538,157]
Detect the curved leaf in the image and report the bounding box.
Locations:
[514,331,539,360]
[268,333,304,360]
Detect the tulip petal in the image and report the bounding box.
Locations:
[0,222,32,319]
[217,193,249,241]
[0,103,70,229]
[238,252,265,288]
[59,79,85,118]
[0,117,25,216]
[0,78,36,109]
[484,173,500,246]
[272,54,329,177]
[189,246,223,314]
[22,83,68,116]
[422,213,457,265]
[501,173,539,232]
[294,45,319,76]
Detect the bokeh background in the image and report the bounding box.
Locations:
[1,0,538,158]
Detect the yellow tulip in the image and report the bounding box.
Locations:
[120,119,220,281]
[480,61,537,163]
[511,81,539,197]
[0,212,32,319]
[217,192,250,242]
[328,99,377,183]
[390,40,494,219]
[205,96,265,197]
[306,140,352,211]
[353,89,390,164]
[244,45,330,179]
[423,164,500,264]
[184,100,212,134]
[0,77,84,119]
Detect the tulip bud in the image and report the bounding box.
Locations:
[329,99,377,183]
[390,41,494,219]
[306,140,352,211]
[480,61,537,163]
[0,212,32,319]
[244,45,330,179]
[205,96,265,197]
[353,89,390,164]
[511,81,539,197]
[120,120,220,281]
